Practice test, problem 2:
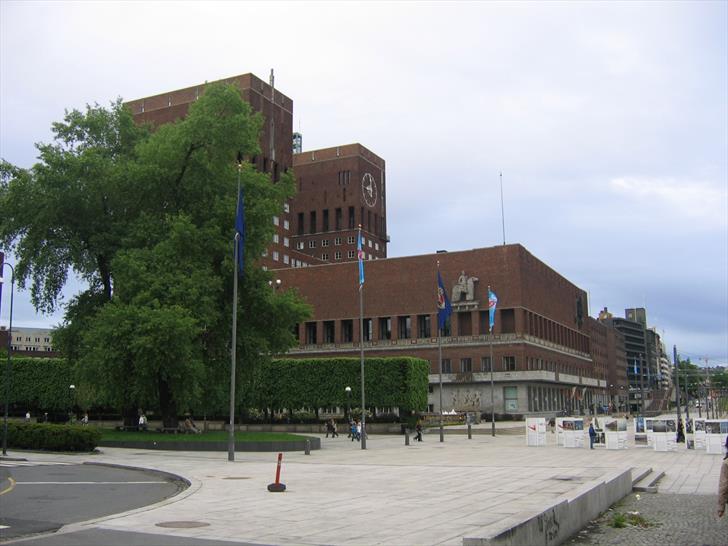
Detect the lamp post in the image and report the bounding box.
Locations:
[69,384,76,422]
[1,261,15,456]
[345,386,351,424]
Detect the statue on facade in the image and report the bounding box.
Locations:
[451,271,478,302]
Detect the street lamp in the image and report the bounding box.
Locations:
[268,278,282,290]
[345,386,351,423]
[1,261,15,456]
[69,384,76,422]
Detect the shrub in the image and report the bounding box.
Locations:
[7,422,101,452]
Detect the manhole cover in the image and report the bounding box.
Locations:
[156,521,210,529]
[223,477,251,480]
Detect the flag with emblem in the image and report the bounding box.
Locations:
[436,270,452,330]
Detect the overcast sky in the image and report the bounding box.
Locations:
[1,1,726,366]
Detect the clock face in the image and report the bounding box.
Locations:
[361,172,377,207]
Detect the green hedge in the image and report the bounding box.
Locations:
[7,422,102,452]
[0,356,73,412]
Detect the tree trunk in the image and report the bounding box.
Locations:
[158,376,178,429]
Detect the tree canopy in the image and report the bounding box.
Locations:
[0,84,311,425]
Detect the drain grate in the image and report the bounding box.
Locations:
[156,521,210,529]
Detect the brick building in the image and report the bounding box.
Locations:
[273,244,610,416]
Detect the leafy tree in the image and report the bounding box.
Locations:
[1,84,310,426]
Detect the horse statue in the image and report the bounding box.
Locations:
[451,271,478,302]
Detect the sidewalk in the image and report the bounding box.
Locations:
[4,429,726,545]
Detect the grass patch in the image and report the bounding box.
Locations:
[609,511,653,529]
[100,429,308,443]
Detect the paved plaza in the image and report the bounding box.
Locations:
[2,423,727,546]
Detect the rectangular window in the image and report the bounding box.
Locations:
[362,318,372,342]
[273,215,279,226]
[417,315,431,338]
[272,251,279,261]
[368,239,372,248]
[335,208,342,230]
[323,321,335,344]
[504,386,518,411]
[481,356,491,372]
[298,212,304,235]
[334,251,342,260]
[334,237,342,245]
[305,322,317,344]
[322,239,330,247]
[283,254,290,264]
[309,211,316,233]
[283,219,289,230]
[503,356,516,371]
[296,241,305,250]
[273,233,279,243]
[341,319,354,343]
[309,240,317,249]
[442,359,452,373]
[375,243,379,251]
[367,210,372,230]
[348,206,355,229]
[398,316,411,339]
[283,203,290,213]
[461,358,472,373]
[379,317,392,340]
[283,237,290,247]
[322,253,329,260]
[348,236,355,244]
[322,209,329,231]
[347,250,355,259]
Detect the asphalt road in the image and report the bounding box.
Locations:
[0,460,186,541]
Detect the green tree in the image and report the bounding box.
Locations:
[1,84,310,426]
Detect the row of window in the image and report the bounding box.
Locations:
[320,251,377,261]
[296,236,379,251]
[11,346,54,352]
[261,249,311,268]
[14,336,52,343]
[304,315,449,344]
[297,207,384,237]
[436,356,516,373]
[272,216,290,230]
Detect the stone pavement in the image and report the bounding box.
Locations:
[568,492,727,545]
[3,425,727,546]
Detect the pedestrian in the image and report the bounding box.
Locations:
[331,419,338,438]
[588,422,597,449]
[138,412,148,431]
[25,411,31,422]
[718,441,728,518]
[81,412,89,425]
[676,419,685,443]
[356,420,362,442]
[415,422,423,442]
[325,420,333,438]
[350,420,357,441]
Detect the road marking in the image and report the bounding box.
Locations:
[0,477,16,496]
[0,461,75,467]
[15,481,168,485]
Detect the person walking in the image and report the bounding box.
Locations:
[331,419,338,438]
[588,422,597,449]
[325,420,333,438]
[351,420,358,441]
[414,422,423,442]
[355,420,362,442]
[718,440,728,518]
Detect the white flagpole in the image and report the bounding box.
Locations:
[228,165,242,462]
[358,225,366,450]
[438,261,444,443]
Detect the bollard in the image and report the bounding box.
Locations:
[305,439,311,455]
[468,423,472,440]
[405,431,410,446]
[267,452,286,492]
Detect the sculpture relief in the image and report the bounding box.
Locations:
[451,271,479,302]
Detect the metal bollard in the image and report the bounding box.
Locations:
[468,423,472,439]
[305,439,311,455]
[405,431,410,446]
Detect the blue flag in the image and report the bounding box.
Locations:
[357,230,364,286]
[436,270,452,330]
[235,184,245,275]
[488,288,498,331]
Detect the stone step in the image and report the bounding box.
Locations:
[632,468,665,493]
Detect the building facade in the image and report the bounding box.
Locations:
[274,244,609,417]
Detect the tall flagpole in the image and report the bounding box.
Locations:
[438,261,444,443]
[499,172,506,246]
[489,285,496,437]
[358,225,367,449]
[228,165,242,462]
